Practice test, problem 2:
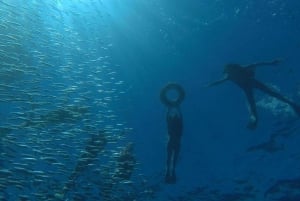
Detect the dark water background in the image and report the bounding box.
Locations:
[1,0,300,200]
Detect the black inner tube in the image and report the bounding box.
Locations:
[160,83,185,107]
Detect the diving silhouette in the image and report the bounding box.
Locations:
[207,59,300,129]
[165,107,183,183]
[160,83,185,184]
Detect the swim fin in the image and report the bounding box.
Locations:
[165,171,177,184]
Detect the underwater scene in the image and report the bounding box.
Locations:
[1,0,300,200]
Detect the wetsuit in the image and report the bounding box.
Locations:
[209,60,300,129]
[165,107,183,183]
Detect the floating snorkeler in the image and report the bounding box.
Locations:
[160,83,185,184]
[207,59,300,129]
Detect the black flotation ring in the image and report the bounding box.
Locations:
[160,83,185,107]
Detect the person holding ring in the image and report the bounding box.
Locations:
[160,83,185,184]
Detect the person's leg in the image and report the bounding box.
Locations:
[165,141,172,183]
[243,88,258,129]
[254,80,300,116]
[254,80,293,104]
[170,142,180,183]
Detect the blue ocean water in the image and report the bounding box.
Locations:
[1,0,300,200]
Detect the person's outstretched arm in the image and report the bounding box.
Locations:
[243,59,282,70]
[205,74,228,87]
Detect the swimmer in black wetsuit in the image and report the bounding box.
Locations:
[208,59,300,129]
[160,83,185,184]
[165,107,183,183]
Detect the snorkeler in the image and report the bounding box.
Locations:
[207,59,300,129]
[160,83,185,184]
